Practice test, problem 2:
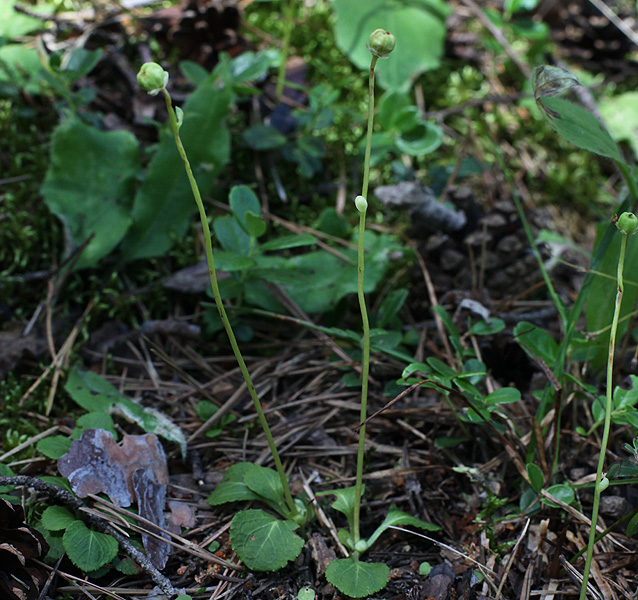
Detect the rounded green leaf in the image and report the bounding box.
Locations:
[41,506,76,532]
[63,520,118,572]
[333,0,450,91]
[230,509,303,571]
[214,251,256,272]
[37,435,72,460]
[395,122,443,155]
[325,558,390,598]
[243,465,286,512]
[543,483,575,508]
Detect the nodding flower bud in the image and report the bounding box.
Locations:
[355,195,368,213]
[617,212,638,235]
[367,29,396,59]
[137,62,168,96]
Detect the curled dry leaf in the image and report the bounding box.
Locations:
[58,429,171,568]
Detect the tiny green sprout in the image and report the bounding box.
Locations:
[137,62,168,95]
[355,195,368,213]
[616,212,638,235]
[367,29,396,59]
[419,561,432,576]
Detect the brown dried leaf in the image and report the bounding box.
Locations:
[58,429,171,568]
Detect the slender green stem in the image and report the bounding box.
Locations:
[352,54,377,547]
[161,90,296,516]
[579,230,628,600]
[353,208,370,545]
[275,0,295,101]
[361,56,378,201]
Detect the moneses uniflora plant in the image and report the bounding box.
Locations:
[138,30,438,598]
[579,211,638,600]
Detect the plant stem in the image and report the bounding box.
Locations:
[579,229,628,600]
[161,90,297,516]
[275,0,295,101]
[361,56,378,201]
[352,54,377,547]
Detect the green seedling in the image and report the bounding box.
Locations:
[580,212,638,600]
[137,62,303,565]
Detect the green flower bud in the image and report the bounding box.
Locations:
[355,195,368,213]
[617,212,638,235]
[137,62,168,96]
[367,29,396,59]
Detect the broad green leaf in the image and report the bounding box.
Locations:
[313,207,350,238]
[229,185,261,230]
[214,215,251,256]
[332,0,450,91]
[585,225,638,367]
[613,375,638,410]
[485,387,521,406]
[65,368,121,413]
[41,506,75,532]
[468,318,506,336]
[599,92,638,159]
[377,91,412,130]
[37,436,72,460]
[543,483,575,508]
[377,288,408,328]
[259,233,316,251]
[366,505,440,548]
[0,44,42,93]
[243,464,288,515]
[325,558,390,598]
[62,48,101,81]
[41,115,140,269]
[243,124,286,150]
[180,60,209,85]
[514,321,559,367]
[65,367,187,457]
[539,96,624,163]
[395,122,443,156]
[214,251,256,271]
[244,212,267,238]
[426,357,457,378]
[229,50,279,84]
[318,486,360,529]
[0,3,52,39]
[63,520,118,572]
[230,509,303,571]
[526,463,544,493]
[207,463,261,505]
[73,412,116,438]
[275,231,403,313]
[121,63,232,260]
